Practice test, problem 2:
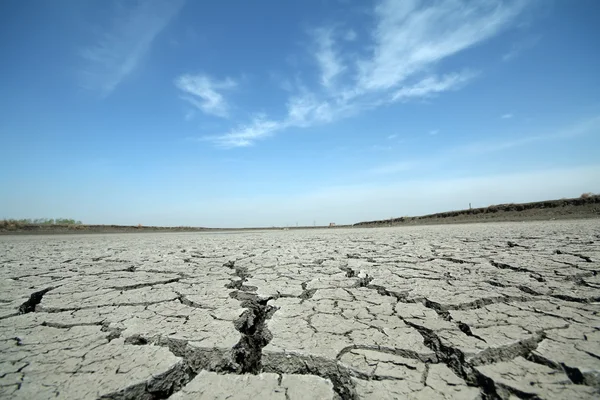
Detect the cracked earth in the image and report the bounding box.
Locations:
[1,220,599,399]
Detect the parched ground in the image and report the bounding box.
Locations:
[1,221,599,399]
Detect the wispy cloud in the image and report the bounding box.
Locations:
[314,28,346,89]
[391,72,477,102]
[80,0,184,96]
[175,74,237,118]
[502,34,542,61]
[357,0,524,92]
[501,113,514,119]
[387,134,397,140]
[203,0,528,147]
[207,115,283,148]
[429,129,439,136]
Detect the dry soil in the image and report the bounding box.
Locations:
[1,220,599,399]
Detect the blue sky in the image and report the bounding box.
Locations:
[1,0,599,227]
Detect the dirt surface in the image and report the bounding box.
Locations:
[1,220,599,399]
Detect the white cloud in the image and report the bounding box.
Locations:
[313,28,346,89]
[501,113,514,119]
[286,93,338,126]
[387,134,398,140]
[80,0,184,96]
[357,0,525,92]
[391,71,476,102]
[175,74,237,118]
[203,0,528,147]
[207,115,283,148]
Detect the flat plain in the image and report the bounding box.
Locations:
[1,220,599,399]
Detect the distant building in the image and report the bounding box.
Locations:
[329,222,336,227]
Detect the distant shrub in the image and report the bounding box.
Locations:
[580,192,595,199]
[54,218,82,225]
[0,218,83,227]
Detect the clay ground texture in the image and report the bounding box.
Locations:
[1,221,599,399]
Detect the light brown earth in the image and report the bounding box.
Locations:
[1,220,599,399]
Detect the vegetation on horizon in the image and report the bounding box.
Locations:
[1,218,83,227]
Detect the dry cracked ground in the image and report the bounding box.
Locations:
[1,220,600,399]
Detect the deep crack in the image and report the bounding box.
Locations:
[490,260,534,274]
[457,321,487,343]
[264,352,359,400]
[228,292,278,374]
[222,261,279,375]
[555,250,592,262]
[18,287,54,314]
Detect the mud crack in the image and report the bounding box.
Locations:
[264,352,359,400]
[229,292,278,374]
[490,260,534,274]
[18,287,54,314]
[224,261,279,374]
[555,250,592,262]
